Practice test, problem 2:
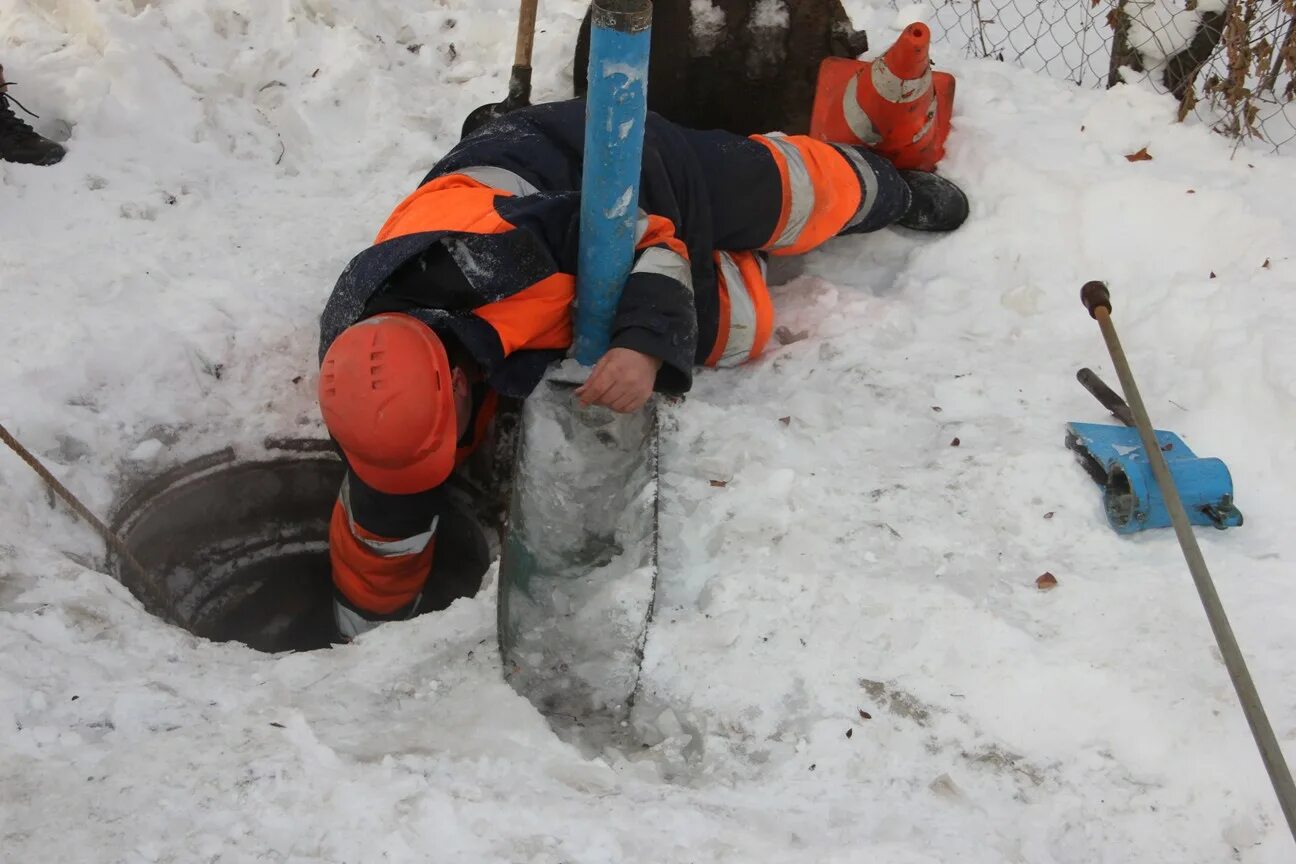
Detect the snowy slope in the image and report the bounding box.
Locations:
[3,0,1296,861]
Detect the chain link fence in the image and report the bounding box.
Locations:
[917,0,1296,153]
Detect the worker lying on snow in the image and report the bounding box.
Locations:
[317,98,969,639]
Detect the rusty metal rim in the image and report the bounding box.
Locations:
[109,437,336,540]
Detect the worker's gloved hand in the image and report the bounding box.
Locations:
[575,347,662,413]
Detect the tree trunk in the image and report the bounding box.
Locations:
[1163,10,1227,101]
[1108,1,1227,104]
[1107,2,1146,88]
[574,0,868,135]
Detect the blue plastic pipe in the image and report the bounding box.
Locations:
[574,0,653,366]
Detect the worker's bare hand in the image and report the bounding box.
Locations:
[575,348,662,413]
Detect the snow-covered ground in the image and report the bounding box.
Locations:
[3,0,1296,860]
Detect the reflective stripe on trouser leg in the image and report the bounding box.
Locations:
[752,134,865,257]
[831,144,911,234]
[706,251,775,368]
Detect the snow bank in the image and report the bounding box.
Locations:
[3,0,1296,862]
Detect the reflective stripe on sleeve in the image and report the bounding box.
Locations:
[334,601,381,640]
[632,246,693,294]
[452,165,540,197]
[339,474,438,558]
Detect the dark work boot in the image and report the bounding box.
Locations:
[832,144,912,235]
[0,65,66,166]
[895,170,968,232]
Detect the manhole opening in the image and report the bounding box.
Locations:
[109,440,491,653]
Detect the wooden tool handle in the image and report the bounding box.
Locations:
[514,0,540,68]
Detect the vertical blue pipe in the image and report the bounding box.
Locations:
[574,0,653,366]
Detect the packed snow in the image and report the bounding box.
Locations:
[3,0,1296,862]
[750,0,790,30]
[690,0,727,56]
[1122,0,1225,68]
[746,0,789,74]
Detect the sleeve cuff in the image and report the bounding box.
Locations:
[609,326,693,395]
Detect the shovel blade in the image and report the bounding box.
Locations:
[461,66,533,138]
[461,101,512,139]
[498,380,659,723]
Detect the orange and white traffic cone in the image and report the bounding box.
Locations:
[809,23,955,172]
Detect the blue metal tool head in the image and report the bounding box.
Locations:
[1066,422,1242,534]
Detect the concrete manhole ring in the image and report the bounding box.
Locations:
[108,438,490,652]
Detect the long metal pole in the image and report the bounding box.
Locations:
[0,420,150,584]
[573,0,653,365]
[1081,281,1296,843]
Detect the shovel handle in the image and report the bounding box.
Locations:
[514,0,540,68]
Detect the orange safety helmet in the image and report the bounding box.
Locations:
[809,23,955,172]
[318,313,457,495]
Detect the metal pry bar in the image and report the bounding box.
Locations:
[1077,367,1136,427]
[1081,280,1296,843]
